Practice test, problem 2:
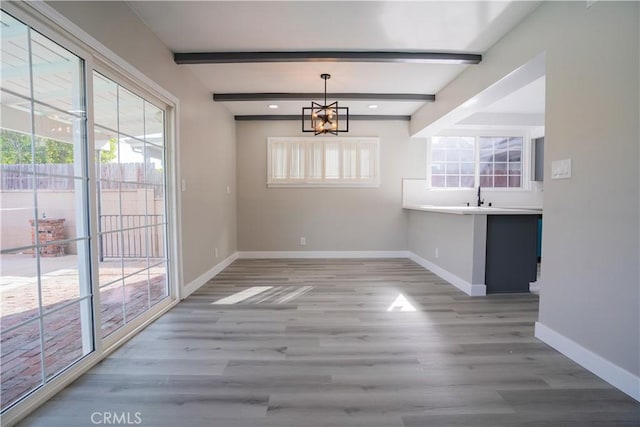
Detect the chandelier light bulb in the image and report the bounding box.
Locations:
[302,73,348,135]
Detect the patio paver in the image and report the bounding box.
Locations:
[0,254,168,410]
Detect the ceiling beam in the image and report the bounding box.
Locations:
[234,115,410,121]
[214,93,434,102]
[175,51,482,65]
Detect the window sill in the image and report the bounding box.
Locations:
[267,183,380,188]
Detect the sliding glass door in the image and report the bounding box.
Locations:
[0,8,172,412]
[93,71,169,338]
[0,10,92,410]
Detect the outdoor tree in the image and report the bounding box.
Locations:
[0,129,74,164]
[0,130,118,164]
[0,129,33,164]
[99,138,118,163]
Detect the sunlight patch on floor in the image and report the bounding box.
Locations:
[212,286,273,304]
[212,285,314,305]
[387,293,416,312]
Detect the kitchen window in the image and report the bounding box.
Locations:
[429,135,524,189]
[267,137,379,187]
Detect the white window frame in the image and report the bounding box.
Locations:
[426,130,533,192]
[267,137,380,188]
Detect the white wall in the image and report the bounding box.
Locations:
[46,1,238,287]
[412,1,640,393]
[403,179,544,209]
[236,120,424,251]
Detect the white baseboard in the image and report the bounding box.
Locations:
[535,322,640,402]
[184,250,489,298]
[407,252,486,296]
[237,250,410,259]
[181,252,239,299]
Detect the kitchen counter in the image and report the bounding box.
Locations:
[403,204,543,215]
[407,206,542,296]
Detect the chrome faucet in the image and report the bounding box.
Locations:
[477,186,484,207]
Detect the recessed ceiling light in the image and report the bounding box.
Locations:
[368,104,378,109]
[268,104,279,109]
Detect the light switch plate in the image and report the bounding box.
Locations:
[551,159,572,179]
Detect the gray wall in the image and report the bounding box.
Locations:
[539,2,639,377]
[47,1,238,287]
[413,1,639,377]
[408,211,478,284]
[237,120,424,251]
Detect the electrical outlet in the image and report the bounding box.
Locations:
[300,237,306,246]
[435,248,439,258]
[181,179,186,192]
[214,247,218,258]
[226,185,231,194]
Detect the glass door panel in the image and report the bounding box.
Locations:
[92,71,169,337]
[0,10,92,412]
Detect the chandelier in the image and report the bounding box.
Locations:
[302,73,349,135]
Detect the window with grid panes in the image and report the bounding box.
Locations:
[429,136,524,189]
[430,136,476,188]
[478,136,523,188]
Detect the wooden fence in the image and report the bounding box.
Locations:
[1,163,164,192]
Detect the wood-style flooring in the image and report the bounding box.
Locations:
[18,259,640,426]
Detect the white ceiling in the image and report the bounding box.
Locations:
[127,1,543,118]
[453,76,546,130]
[483,76,545,115]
